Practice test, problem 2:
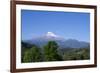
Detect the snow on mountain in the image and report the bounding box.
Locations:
[46,32,58,37]
[24,32,89,49]
[43,32,64,40]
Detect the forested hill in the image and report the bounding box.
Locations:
[21,41,90,63]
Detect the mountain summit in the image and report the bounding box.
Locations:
[43,32,64,41]
[46,32,57,37]
[24,32,89,49]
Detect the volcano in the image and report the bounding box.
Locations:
[23,32,89,49]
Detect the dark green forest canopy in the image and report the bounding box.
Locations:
[21,41,90,63]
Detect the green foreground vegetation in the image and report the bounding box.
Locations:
[21,41,90,63]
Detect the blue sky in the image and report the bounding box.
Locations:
[21,10,90,42]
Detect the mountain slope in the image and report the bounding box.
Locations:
[23,32,89,49]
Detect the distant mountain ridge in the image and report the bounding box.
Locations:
[23,32,89,49]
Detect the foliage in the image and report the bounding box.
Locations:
[44,41,63,61]
[22,45,42,62]
[23,49,33,62]
[30,46,42,62]
[21,41,90,63]
[63,48,90,60]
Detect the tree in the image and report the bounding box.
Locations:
[23,49,33,62]
[44,41,62,61]
[23,45,42,63]
[30,46,42,62]
[21,41,33,62]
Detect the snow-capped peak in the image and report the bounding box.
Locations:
[46,32,58,37]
